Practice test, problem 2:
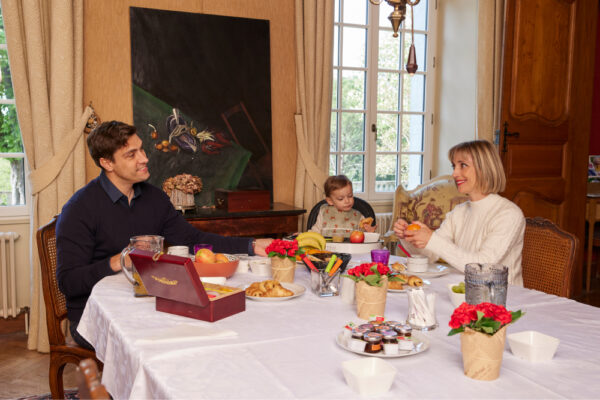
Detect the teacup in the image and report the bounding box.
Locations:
[406,255,429,273]
[167,245,190,257]
[120,235,164,296]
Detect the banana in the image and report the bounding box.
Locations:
[297,232,326,250]
[298,237,321,250]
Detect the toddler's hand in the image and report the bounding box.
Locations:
[364,224,377,233]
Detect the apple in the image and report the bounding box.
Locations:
[349,230,365,243]
[214,253,229,263]
[195,248,216,263]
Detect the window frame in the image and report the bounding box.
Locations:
[330,0,437,202]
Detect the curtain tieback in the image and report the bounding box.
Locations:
[294,113,329,187]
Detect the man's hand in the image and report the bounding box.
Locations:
[109,253,122,272]
[253,238,273,256]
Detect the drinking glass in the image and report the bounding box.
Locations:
[464,263,508,306]
[310,268,342,297]
[371,249,390,265]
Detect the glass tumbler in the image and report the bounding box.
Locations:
[464,263,508,306]
[310,268,341,297]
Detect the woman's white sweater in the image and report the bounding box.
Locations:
[402,193,525,285]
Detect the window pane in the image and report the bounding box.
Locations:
[332,70,339,108]
[0,49,14,99]
[329,154,337,176]
[343,0,367,25]
[406,0,428,31]
[377,72,399,111]
[401,114,424,152]
[341,112,365,151]
[378,32,401,70]
[376,113,398,152]
[375,154,397,193]
[0,157,25,206]
[0,104,24,152]
[334,0,340,23]
[402,74,425,112]
[341,70,365,109]
[404,33,427,72]
[400,154,423,190]
[333,26,339,67]
[341,154,364,192]
[342,27,366,68]
[330,112,338,151]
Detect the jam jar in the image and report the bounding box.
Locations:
[358,323,374,332]
[363,332,383,354]
[384,320,402,330]
[349,327,369,352]
[381,330,399,355]
[375,324,392,334]
[395,324,414,351]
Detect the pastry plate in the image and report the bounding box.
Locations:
[336,331,430,358]
[409,264,451,279]
[387,280,431,293]
[244,282,306,301]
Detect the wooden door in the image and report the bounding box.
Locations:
[498,0,598,297]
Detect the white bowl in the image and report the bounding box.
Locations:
[407,255,429,272]
[447,283,466,308]
[342,357,397,396]
[249,259,272,276]
[363,232,381,243]
[326,241,382,255]
[507,331,560,362]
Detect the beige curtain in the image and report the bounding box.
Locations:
[4,0,91,352]
[476,0,505,142]
[294,0,334,228]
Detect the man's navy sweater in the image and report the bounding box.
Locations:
[56,173,252,323]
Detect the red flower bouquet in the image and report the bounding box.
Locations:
[343,262,403,287]
[265,239,301,261]
[448,302,522,336]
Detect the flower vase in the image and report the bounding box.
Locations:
[355,276,388,320]
[460,326,507,380]
[270,256,296,283]
[169,189,195,209]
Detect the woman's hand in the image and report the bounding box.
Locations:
[392,218,409,239]
[404,221,433,249]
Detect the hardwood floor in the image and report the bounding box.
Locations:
[1,276,599,399]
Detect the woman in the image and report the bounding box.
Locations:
[393,140,525,285]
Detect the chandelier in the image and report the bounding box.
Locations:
[369,0,420,74]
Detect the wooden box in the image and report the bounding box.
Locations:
[214,189,271,212]
[130,250,245,322]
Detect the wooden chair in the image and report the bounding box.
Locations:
[306,197,376,231]
[37,215,103,400]
[522,217,578,298]
[77,358,110,400]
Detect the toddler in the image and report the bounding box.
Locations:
[310,175,376,235]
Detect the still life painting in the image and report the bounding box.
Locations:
[129,7,273,207]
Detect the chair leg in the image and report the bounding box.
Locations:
[49,356,66,400]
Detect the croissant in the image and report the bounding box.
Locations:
[391,262,406,272]
[246,287,265,297]
[265,285,294,297]
[388,280,404,290]
[360,217,373,230]
[407,275,423,287]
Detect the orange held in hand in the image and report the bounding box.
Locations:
[407,223,421,231]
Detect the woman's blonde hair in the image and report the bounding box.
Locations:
[448,140,506,194]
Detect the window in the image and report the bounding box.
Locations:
[0,2,27,216]
[330,0,436,200]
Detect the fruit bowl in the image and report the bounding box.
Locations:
[447,283,466,308]
[193,254,239,278]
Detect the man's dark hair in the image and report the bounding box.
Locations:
[87,121,137,168]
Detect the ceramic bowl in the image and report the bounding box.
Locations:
[407,255,429,273]
[248,259,272,276]
[341,357,397,396]
[507,330,560,362]
[447,283,466,308]
[363,232,381,243]
[192,254,239,278]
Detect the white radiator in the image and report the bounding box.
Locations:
[375,212,394,235]
[0,231,20,318]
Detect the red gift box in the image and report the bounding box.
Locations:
[130,250,245,322]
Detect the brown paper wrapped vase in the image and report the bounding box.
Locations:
[271,256,296,283]
[355,276,388,320]
[460,326,507,380]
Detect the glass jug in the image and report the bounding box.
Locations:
[464,263,508,306]
[120,235,164,296]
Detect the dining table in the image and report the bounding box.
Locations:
[77,254,600,399]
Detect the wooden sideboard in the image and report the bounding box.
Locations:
[184,202,306,237]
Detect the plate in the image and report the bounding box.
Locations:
[244,282,306,301]
[409,264,450,278]
[335,331,430,358]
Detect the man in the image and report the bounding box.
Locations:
[56,121,271,349]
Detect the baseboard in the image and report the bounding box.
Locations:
[0,311,27,334]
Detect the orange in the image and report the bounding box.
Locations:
[407,223,421,231]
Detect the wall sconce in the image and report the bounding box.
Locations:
[369,0,420,74]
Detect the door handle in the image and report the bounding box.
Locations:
[496,121,519,153]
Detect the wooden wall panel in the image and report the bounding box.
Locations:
[83,0,296,204]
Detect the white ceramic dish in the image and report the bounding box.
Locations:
[507,330,560,362]
[447,283,466,308]
[244,282,306,301]
[336,331,429,358]
[412,264,450,278]
[326,241,382,254]
[342,358,397,396]
[363,232,380,242]
[248,259,272,276]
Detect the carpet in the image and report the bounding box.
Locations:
[16,389,79,400]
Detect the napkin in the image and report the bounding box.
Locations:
[134,324,238,345]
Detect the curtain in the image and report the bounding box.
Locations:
[294,0,334,229]
[4,0,91,352]
[476,0,505,142]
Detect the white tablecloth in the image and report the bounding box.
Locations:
[78,255,600,399]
